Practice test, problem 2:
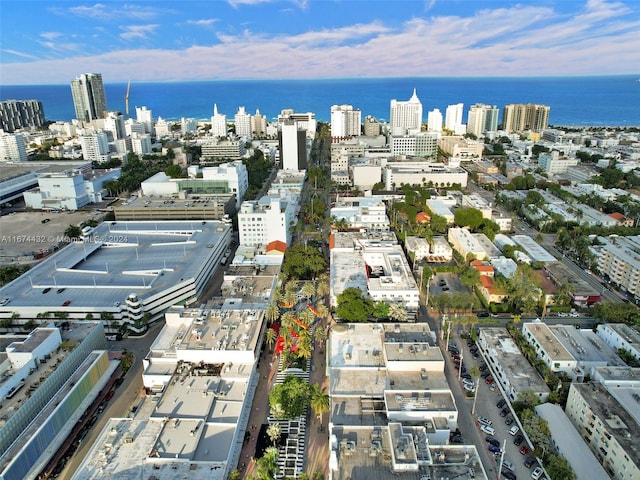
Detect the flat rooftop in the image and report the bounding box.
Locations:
[523,322,573,362]
[0,221,230,310]
[550,325,625,366]
[331,426,487,480]
[572,383,640,470]
[512,235,557,262]
[149,306,263,359]
[480,327,550,394]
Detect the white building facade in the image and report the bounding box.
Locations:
[390,89,423,136]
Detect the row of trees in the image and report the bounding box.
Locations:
[268,374,330,421]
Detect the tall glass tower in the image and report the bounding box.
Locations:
[70,73,107,123]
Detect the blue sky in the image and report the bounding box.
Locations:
[1,0,639,85]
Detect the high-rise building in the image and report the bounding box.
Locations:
[234,106,252,137]
[445,103,465,134]
[250,109,267,136]
[0,132,28,161]
[502,104,550,133]
[330,104,361,138]
[279,120,307,171]
[104,111,126,140]
[427,108,443,132]
[181,117,197,134]
[70,73,107,123]
[467,103,499,137]
[0,100,45,133]
[390,89,423,135]
[79,132,110,162]
[211,104,227,137]
[363,115,381,136]
[136,106,154,134]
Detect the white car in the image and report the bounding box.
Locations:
[480,424,495,435]
[569,311,579,317]
[464,383,476,393]
[531,467,544,479]
[509,425,520,436]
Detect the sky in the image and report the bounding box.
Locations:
[1,0,639,85]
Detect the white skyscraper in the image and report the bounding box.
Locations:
[445,103,464,133]
[390,89,423,136]
[234,106,252,137]
[330,104,362,138]
[104,111,126,140]
[136,106,154,135]
[70,73,107,123]
[0,132,27,161]
[79,132,110,162]
[211,104,227,137]
[280,121,306,171]
[427,108,443,132]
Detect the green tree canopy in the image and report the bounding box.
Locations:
[269,374,310,419]
[336,287,373,322]
[454,207,484,229]
[164,164,183,178]
[281,244,327,280]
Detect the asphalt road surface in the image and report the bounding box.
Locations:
[57,321,164,480]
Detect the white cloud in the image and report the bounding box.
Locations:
[185,18,218,27]
[120,24,159,41]
[68,3,168,21]
[1,49,40,60]
[40,32,63,41]
[3,0,639,83]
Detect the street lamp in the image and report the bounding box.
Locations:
[471,377,481,415]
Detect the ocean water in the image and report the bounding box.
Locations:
[1,76,639,126]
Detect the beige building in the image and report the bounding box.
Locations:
[502,104,550,133]
[438,136,484,159]
[447,227,486,261]
[565,382,640,480]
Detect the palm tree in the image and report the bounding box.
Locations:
[309,384,330,424]
[265,302,280,325]
[314,303,329,320]
[281,311,295,330]
[313,325,327,347]
[298,309,315,327]
[282,289,298,309]
[265,327,278,351]
[301,282,316,302]
[388,302,408,322]
[316,274,330,298]
[255,446,279,480]
[266,422,281,446]
[296,331,313,359]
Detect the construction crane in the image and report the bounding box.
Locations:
[125,78,131,116]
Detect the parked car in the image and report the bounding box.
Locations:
[486,437,500,448]
[480,424,495,435]
[497,399,507,408]
[488,444,502,453]
[513,435,524,446]
[485,376,494,385]
[500,407,510,417]
[520,445,529,455]
[478,416,493,426]
[501,467,517,480]
[489,382,497,391]
[531,467,544,479]
[509,425,520,436]
[481,370,490,378]
[524,456,536,468]
[505,416,515,426]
